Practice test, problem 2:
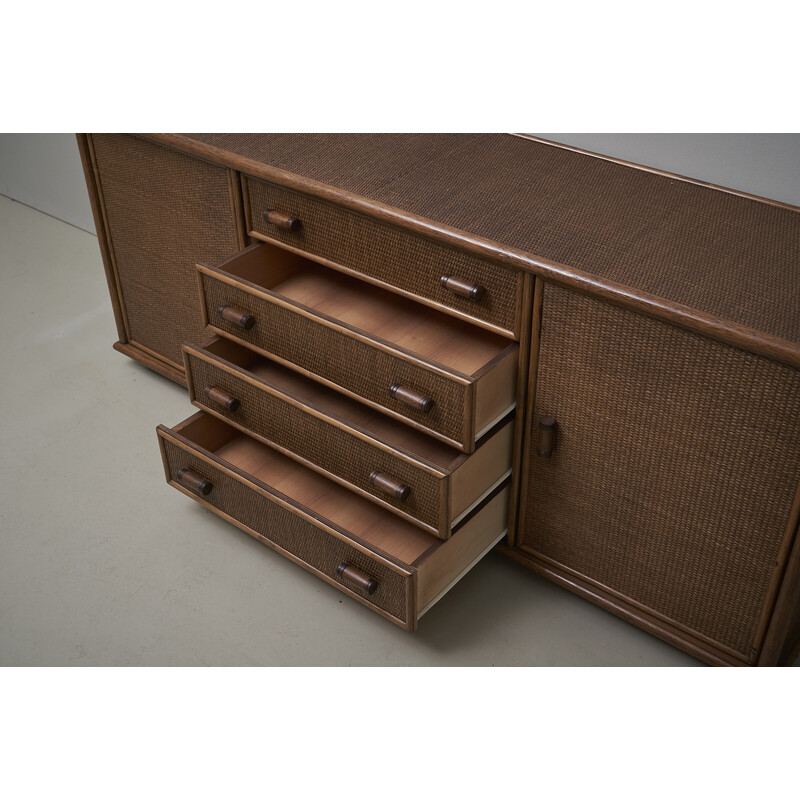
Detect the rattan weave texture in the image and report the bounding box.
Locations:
[185,133,800,346]
[524,284,800,659]
[247,178,519,334]
[92,135,240,366]
[162,438,410,623]
[186,353,444,532]
[200,275,470,448]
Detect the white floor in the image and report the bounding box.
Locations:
[2,194,791,667]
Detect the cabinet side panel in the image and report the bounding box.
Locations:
[522,284,800,661]
[90,134,240,370]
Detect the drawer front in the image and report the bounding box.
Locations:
[184,349,445,534]
[523,283,800,663]
[199,273,471,449]
[159,434,413,627]
[246,178,521,338]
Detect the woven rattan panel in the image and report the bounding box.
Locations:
[186,353,443,532]
[247,178,519,335]
[92,134,240,367]
[162,438,410,624]
[200,276,470,448]
[184,134,800,345]
[524,284,800,660]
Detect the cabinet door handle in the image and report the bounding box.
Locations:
[440,275,486,302]
[262,209,301,232]
[370,471,411,502]
[204,385,241,412]
[389,383,435,413]
[217,305,256,330]
[337,563,379,595]
[537,415,556,458]
[177,468,214,496]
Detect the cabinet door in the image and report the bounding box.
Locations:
[88,134,243,377]
[522,283,800,664]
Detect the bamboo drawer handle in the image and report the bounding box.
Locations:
[203,386,241,412]
[262,209,301,232]
[537,415,556,458]
[337,563,379,595]
[440,275,486,302]
[177,468,214,496]
[370,471,411,502]
[389,383,435,413]
[217,305,256,330]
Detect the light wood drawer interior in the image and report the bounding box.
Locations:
[244,176,523,338]
[157,412,511,629]
[183,336,514,538]
[196,242,518,452]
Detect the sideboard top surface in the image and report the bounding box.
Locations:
[154,134,800,353]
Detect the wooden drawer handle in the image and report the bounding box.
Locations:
[370,471,411,502]
[440,275,486,302]
[217,305,255,330]
[390,383,435,414]
[337,563,379,595]
[177,468,214,496]
[204,385,241,412]
[537,415,556,458]
[263,209,301,232]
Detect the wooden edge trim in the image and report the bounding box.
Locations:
[507,273,535,546]
[76,134,128,344]
[240,174,253,242]
[203,326,469,451]
[196,268,210,327]
[515,277,544,543]
[196,260,475,384]
[181,343,450,477]
[182,346,196,404]
[248,230,518,341]
[228,169,247,249]
[757,478,800,665]
[141,133,800,368]
[520,544,750,663]
[498,545,744,666]
[112,342,186,386]
[81,134,133,342]
[512,133,800,215]
[156,425,415,577]
[513,270,525,341]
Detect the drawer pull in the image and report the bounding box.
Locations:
[204,385,241,412]
[177,468,214,496]
[440,275,486,302]
[263,209,301,232]
[390,383,435,414]
[537,415,557,458]
[370,471,411,502]
[336,563,379,595]
[217,305,256,330]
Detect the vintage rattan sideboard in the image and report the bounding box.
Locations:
[78,133,800,666]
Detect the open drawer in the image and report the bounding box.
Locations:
[196,242,518,452]
[157,412,511,630]
[183,337,514,539]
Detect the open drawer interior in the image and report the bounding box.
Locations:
[204,241,514,378]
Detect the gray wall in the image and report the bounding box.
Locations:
[0,134,96,233]
[1,134,798,237]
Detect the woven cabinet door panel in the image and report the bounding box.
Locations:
[523,284,800,661]
[91,135,240,369]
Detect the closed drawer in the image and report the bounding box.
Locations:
[157,412,511,630]
[183,336,514,539]
[244,176,523,339]
[196,242,518,452]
